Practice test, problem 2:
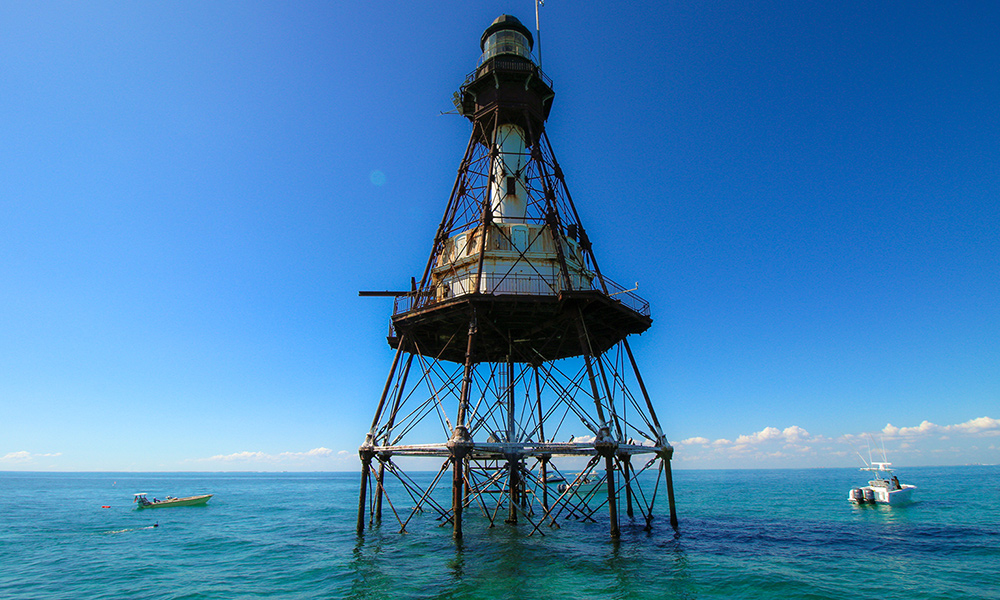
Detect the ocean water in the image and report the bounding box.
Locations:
[1,467,997,599]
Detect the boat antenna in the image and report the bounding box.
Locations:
[878,435,888,463]
[535,0,544,70]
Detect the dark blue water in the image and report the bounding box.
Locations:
[1,467,997,599]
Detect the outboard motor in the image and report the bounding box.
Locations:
[851,488,865,503]
[863,488,876,503]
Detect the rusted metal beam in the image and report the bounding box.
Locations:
[356,449,373,536]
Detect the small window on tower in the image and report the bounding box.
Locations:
[506,176,516,197]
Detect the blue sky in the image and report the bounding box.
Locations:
[2,1,997,471]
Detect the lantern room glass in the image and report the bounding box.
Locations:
[480,30,532,64]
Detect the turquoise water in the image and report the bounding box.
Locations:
[1,467,997,599]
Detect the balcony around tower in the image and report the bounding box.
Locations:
[386,221,651,364]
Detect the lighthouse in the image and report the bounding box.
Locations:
[357,15,677,540]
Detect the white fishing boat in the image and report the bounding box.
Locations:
[134,492,213,509]
[556,474,599,495]
[848,462,915,506]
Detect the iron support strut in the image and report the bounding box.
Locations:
[450,308,477,539]
[357,438,375,536]
[595,427,620,539]
[661,446,678,529]
[506,352,518,524]
[448,426,473,539]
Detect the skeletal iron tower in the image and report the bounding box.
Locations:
[358,14,677,539]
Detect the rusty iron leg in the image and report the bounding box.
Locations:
[357,445,375,536]
[448,426,472,539]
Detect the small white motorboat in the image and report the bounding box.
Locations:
[134,492,213,509]
[556,474,599,495]
[848,462,915,506]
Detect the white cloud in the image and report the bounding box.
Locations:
[883,420,939,437]
[1,451,62,463]
[197,447,335,464]
[734,426,783,446]
[782,425,809,442]
[1,451,32,462]
[671,424,826,466]
[674,415,1000,468]
[882,416,1000,439]
[708,426,813,450]
[281,447,334,459]
[209,451,268,462]
[950,416,1000,435]
[678,437,711,446]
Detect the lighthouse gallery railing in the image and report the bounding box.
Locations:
[389,273,650,337]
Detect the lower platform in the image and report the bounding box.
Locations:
[389,291,652,363]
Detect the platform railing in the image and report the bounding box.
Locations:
[388,272,649,338]
[465,58,553,90]
[601,276,650,317]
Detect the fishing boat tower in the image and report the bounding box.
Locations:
[357,14,677,539]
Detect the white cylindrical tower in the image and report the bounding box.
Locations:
[490,123,528,223]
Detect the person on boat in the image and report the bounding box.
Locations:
[890,475,900,490]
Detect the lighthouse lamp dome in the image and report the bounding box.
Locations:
[479,14,534,65]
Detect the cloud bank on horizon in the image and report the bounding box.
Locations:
[1,451,63,462]
[192,447,336,464]
[3,418,998,471]
[676,416,1000,467]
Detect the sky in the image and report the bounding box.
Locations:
[1,1,997,472]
